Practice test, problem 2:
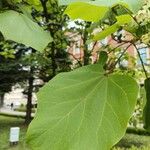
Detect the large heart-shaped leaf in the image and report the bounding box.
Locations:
[0,10,52,51]
[26,64,139,150]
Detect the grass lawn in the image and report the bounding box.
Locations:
[0,115,29,150]
[0,115,150,150]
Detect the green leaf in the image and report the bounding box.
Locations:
[26,64,139,150]
[116,14,132,25]
[64,2,109,22]
[143,78,150,131]
[26,0,42,11]
[62,0,143,13]
[26,0,41,5]
[7,0,22,3]
[91,0,143,13]
[19,5,33,20]
[120,0,143,13]
[0,10,52,51]
[93,23,119,41]
[93,14,132,41]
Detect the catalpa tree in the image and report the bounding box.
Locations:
[0,0,150,150]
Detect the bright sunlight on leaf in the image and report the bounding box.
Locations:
[93,23,119,41]
[65,2,109,22]
[63,0,143,16]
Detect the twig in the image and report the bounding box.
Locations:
[120,5,140,26]
[67,52,82,67]
[106,43,132,74]
[133,43,148,78]
[89,41,98,54]
[114,43,132,66]
[111,34,132,44]
[108,42,127,54]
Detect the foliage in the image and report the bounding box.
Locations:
[65,2,109,22]
[0,0,150,150]
[40,0,71,76]
[2,116,150,150]
[0,10,52,51]
[26,64,139,150]
[25,0,150,150]
[136,1,150,45]
[129,87,145,128]
[0,0,72,123]
[60,0,143,13]
[0,41,29,95]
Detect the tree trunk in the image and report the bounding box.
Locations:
[83,22,91,66]
[0,94,4,108]
[40,0,57,78]
[25,75,34,125]
[51,46,57,77]
[83,48,89,66]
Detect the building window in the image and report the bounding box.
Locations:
[75,47,80,54]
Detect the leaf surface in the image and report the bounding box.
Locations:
[93,23,119,41]
[27,64,138,150]
[0,10,52,51]
[93,14,132,41]
[65,2,109,22]
[116,14,132,25]
[62,0,143,18]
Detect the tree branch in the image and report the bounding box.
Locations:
[67,52,82,67]
[106,43,132,74]
[133,43,148,78]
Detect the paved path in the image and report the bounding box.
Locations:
[0,107,35,118]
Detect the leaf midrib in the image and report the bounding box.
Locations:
[36,77,105,142]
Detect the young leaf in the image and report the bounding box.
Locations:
[91,0,143,13]
[93,14,132,41]
[26,64,139,150]
[116,14,132,26]
[64,2,109,22]
[26,0,41,6]
[143,78,150,131]
[62,0,143,14]
[121,0,143,13]
[93,23,119,41]
[0,10,52,51]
